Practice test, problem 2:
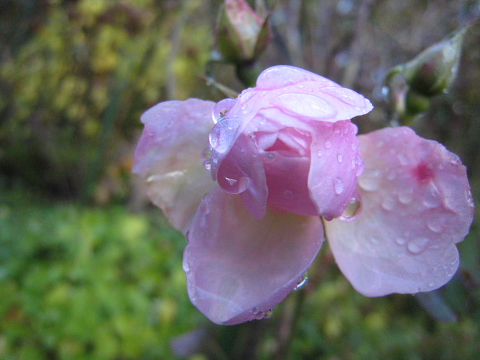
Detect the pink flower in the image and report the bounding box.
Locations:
[133,66,474,325]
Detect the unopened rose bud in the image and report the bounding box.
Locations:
[389,26,468,98]
[215,0,272,64]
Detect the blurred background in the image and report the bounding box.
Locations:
[1,0,479,359]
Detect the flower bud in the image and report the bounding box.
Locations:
[215,0,272,64]
[388,26,468,98]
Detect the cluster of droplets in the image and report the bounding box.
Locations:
[356,136,457,257]
[202,146,214,171]
[250,307,273,320]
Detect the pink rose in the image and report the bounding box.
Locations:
[133,66,474,325]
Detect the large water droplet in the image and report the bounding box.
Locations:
[213,98,237,123]
[333,177,345,194]
[407,237,429,254]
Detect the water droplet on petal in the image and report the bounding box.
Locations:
[429,282,436,287]
[407,237,429,254]
[339,198,362,221]
[263,310,273,319]
[333,177,345,194]
[317,150,323,157]
[324,140,332,149]
[213,98,237,123]
[395,237,406,245]
[358,169,381,191]
[427,218,444,233]
[337,153,343,163]
[381,196,395,211]
[398,190,413,204]
[294,276,308,291]
[398,153,409,165]
[284,190,294,198]
[202,147,213,161]
[204,159,212,170]
[264,152,275,162]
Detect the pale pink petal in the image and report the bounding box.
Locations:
[325,127,474,296]
[309,120,363,220]
[253,65,373,122]
[184,188,324,325]
[133,99,217,233]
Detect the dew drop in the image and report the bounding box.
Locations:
[324,140,332,149]
[407,237,429,254]
[339,198,361,221]
[395,237,406,245]
[294,276,308,291]
[358,169,380,191]
[337,153,343,163]
[381,196,395,211]
[202,147,213,161]
[398,191,413,204]
[284,190,294,198]
[317,150,323,157]
[333,177,345,195]
[263,310,273,319]
[254,312,265,320]
[427,218,444,233]
[204,159,212,170]
[429,282,436,287]
[398,153,409,165]
[264,152,275,162]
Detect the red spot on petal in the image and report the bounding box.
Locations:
[413,162,434,184]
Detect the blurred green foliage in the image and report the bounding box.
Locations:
[0,181,201,359]
[0,0,215,200]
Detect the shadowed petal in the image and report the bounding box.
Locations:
[325,127,474,296]
[133,99,217,233]
[184,188,324,325]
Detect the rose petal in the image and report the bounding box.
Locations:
[309,120,363,220]
[254,65,373,122]
[133,99,217,233]
[325,127,474,296]
[184,188,324,325]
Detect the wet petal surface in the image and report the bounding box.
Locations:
[133,99,217,233]
[185,188,324,325]
[325,127,474,296]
